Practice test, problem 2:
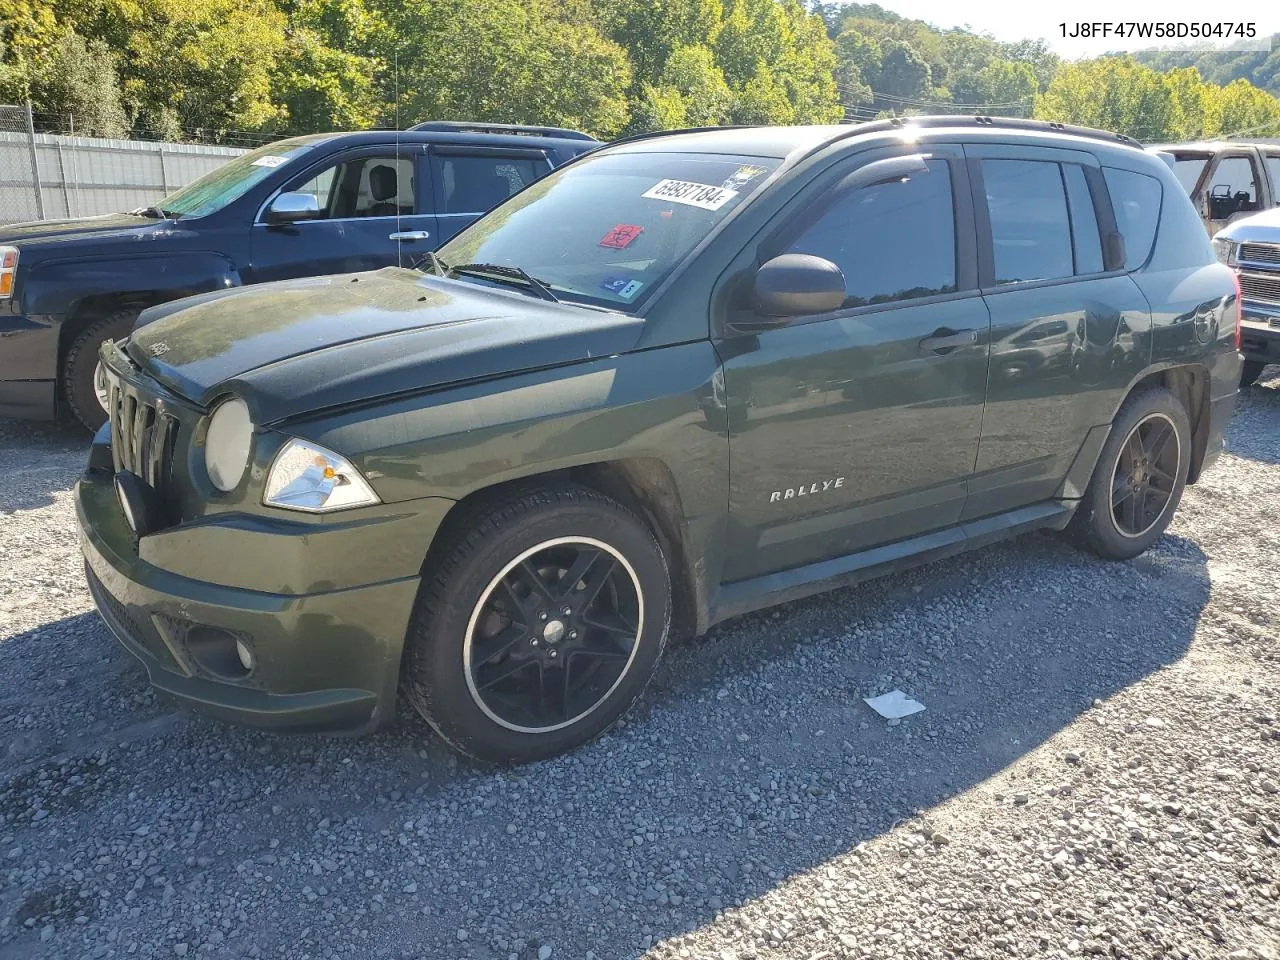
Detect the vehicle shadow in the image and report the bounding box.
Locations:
[0,417,89,513]
[0,530,1211,959]
[1230,376,1280,465]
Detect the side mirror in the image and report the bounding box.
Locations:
[752,254,846,318]
[265,192,322,224]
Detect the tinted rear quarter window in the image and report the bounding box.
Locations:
[1103,167,1162,270]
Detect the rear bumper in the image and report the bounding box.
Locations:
[75,471,428,734]
[1198,389,1238,478]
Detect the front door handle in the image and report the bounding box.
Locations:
[919,328,978,353]
[389,231,431,242]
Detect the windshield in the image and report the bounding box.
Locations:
[435,151,780,311]
[1170,155,1209,195]
[154,139,325,218]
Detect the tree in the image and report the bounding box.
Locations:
[876,38,930,102]
[730,63,795,124]
[599,0,724,87]
[660,45,733,125]
[27,30,128,135]
[0,0,59,101]
[1035,57,1176,141]
[1215,77,1280,137]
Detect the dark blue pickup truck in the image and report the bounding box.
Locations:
[0,121,598,429]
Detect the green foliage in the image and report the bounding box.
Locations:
[1133,39,1280,98]
[28,30,128,136]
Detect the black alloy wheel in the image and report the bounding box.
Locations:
[1109,412,1181,539]
[464,536,643,733]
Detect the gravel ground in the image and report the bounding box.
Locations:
[1,376,1278,960]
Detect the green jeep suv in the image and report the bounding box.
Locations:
[76,117,1242,762]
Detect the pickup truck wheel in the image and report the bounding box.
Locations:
[1240,360,1267,388]
[63,310,137,432]
[402,485,671,763]
[1065,387,1190,561]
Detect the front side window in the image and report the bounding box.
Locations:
[983,159,1074,284]
[1103,167,1162,270]
[435,151,780,312]
[433,154,547,214]
[783,157,957,307]
[292,156,415,219]
[157,137,325,218]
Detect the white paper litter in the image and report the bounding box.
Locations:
[863,690,926,720]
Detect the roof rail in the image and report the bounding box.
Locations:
[408,120,598,142]
[836,114,1144,149]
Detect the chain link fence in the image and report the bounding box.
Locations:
[0,102,252,226]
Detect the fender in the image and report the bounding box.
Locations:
[21,251,243,322]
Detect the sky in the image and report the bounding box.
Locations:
[869,0,1280,59]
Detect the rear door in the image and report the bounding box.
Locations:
[429,146,555,245]
[963,144,1152,518]
[247,144,435,284]
[719,144,991,581]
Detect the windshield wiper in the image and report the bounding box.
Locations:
[414,250,449,277]
[448,262,560,303]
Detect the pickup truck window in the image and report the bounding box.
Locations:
[157,139,323,219]
[1170,154,1209,195]
[1207,155,1261,220]
[785,157,956,307]
[435,151,780,312]
[1267,155,1280,203]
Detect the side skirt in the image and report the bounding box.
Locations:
[709,500,1075,624]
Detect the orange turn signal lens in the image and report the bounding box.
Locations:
[0,273,12,297]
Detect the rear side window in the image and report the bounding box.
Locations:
[1266,155,1280,201]
[433,154,547,214]
[982,159,1074,284]
[1103,168,1162,270]
[1170,155,1209,195]
[1062,164,1104,275]
[784,157,957,307]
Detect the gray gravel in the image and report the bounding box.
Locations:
[2,375,1279,960]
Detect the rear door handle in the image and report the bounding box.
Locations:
[389,231,431,241]
[919,328,978,353]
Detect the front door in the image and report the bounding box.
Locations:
[1202,152,1265,236]
[719,146,990,582]
[247,146,436,284]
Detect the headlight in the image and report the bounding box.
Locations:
[263,438,380,513]
[1212,237,1238,267]
[0,246,18,299]
[204,397,254,492]
[93,361,110,412]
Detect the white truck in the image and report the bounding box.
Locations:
[1150,140,1280,236]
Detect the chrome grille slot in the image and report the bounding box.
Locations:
[108,381,179,490]
[1238,272,1280,307]
[1240,242,1280,266]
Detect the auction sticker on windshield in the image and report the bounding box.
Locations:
[251,155,288,168]
[642,179,739,211]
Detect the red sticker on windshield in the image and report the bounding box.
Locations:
[599,224,644,249]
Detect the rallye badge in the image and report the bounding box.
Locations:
[641,179,738,211]
[769,476,845,503]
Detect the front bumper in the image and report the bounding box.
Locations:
[76,470,445,734]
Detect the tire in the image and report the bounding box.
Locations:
[63,309,138,432]
[1240,360,1267,388]
[402,484,671,763]
[1065,387,1191,561]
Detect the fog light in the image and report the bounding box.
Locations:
[235,638,255,672]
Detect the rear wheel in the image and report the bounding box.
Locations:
[1240,360,1267,388]
[401,485,671,763]
[63,309,137,431]
[1065,387,1191,561]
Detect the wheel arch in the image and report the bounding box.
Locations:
[1118,363,1211,484]
[417,457,704,647]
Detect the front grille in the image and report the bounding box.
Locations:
[1238,271,1280,307]
[1240,242,1280,266]
[107,381,179,489]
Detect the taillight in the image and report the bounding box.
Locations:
[1232,269,1242,352]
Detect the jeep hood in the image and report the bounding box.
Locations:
[127,268,646,423]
